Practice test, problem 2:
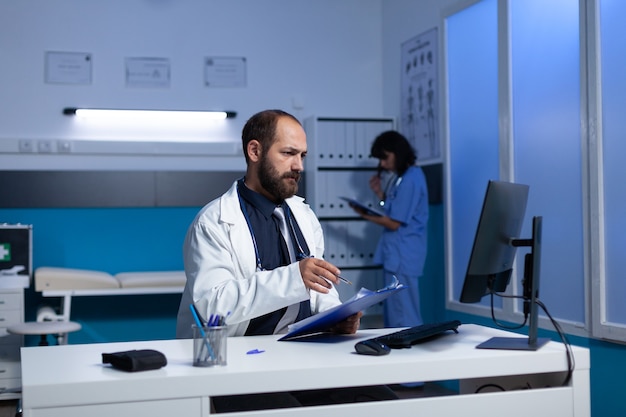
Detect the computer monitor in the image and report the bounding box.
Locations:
[460,180,549,350]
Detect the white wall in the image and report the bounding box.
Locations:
[0,0,387,170]
[380,0,469,119]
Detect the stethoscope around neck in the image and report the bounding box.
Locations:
[378,173,403,208]
[237,190,310,272]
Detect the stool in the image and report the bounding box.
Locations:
[7,321,82,346]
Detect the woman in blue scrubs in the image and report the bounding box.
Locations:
[353,130,429,328]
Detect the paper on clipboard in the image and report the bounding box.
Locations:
[339,197,385,217]
[279,278,405,341]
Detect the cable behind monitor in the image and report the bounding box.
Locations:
[478,216,550,351]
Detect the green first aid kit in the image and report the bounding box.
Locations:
[0,224,32,281]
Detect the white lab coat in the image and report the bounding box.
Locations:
[176,181,342,338]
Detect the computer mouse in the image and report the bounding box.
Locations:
[354,339,391,356]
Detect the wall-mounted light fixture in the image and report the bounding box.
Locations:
[63,107,237,122]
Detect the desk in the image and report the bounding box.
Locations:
[20,324,589,417]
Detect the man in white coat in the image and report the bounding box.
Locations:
[176,109,361,338]
[176,109,397,411]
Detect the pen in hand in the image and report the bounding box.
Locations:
[303,255,352,285]
[337,275,352,285]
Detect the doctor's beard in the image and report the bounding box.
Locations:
[258,154,301,201]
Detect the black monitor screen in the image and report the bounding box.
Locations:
[459,180,529,304]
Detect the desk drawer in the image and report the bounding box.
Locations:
[24,397,202,417]
[0,378,21,392]
[0,293,22,310]
[0,360,21,379]
[0,343,20,361]
[0,309,22,328]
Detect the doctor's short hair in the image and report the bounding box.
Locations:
[241,109,302,164]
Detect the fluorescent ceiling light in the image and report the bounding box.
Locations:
[63,107,236,122]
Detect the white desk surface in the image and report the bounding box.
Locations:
[20,324,590,412]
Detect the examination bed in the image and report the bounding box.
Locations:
[34,267,186,322]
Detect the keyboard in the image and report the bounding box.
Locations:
[372,320,462,349]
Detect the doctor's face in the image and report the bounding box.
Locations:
[378,150,396,173]
[258,117,307,202]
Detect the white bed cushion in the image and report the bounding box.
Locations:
[115,270,186,288]
[35,267,120,292]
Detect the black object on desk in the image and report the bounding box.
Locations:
[354,339,391,356]
[102,349,167,372]
[360,320,462,351]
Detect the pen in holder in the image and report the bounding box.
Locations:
[189,304,228,367]
[192,324,227,367]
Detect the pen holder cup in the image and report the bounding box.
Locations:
[192,325,227,367]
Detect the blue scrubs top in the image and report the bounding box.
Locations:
[374,165,429,276]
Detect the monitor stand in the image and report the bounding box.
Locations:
[477,336,550,351]
[477,216,549,352]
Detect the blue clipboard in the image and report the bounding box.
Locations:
[279,280,406,341]
[339,197,385,217]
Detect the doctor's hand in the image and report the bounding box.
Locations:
[347,202,366,217]
[369,174,384,200]
[330,311,363,335]
[298,257,341,294]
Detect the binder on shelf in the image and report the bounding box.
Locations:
[279,278,405,341]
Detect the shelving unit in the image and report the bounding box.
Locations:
[303,116,394,313]
[0,288,24,400]
[0,224,32,400]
